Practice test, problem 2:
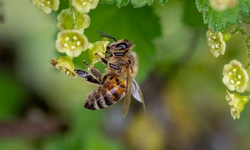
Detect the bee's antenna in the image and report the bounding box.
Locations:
[97,31,117,41]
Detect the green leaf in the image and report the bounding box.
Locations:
[99,0,116,5]
[196,0,250,33]
[196,0,240,33]
[116,0,130,8]
[156,0,169,6]
[0,71,27,120]
[99,0,169,8]
[239,0,250,14]
[0,139,36,150]
[131,0,154,8]
[81,4,161,82]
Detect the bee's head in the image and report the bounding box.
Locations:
[107,39,134,52]
[97,31,134,53]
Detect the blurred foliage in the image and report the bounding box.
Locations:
[0,71,28,120]
[0,0,250,150]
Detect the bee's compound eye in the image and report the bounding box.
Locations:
[116,43,128,50]
[106,45,110,50]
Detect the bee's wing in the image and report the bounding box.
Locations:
[131,78,146,113]
[123,63,132,118]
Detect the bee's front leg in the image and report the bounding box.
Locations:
[95,53,121,71]
[95,53,108,66]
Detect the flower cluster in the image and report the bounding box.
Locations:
[206,29,226,57]
[222,60,250,119]
[206,26,250,120]
[31,0,110,77]
[47,0,99,76]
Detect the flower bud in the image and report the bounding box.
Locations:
[225,91,249,119]
[88,38,109,65]
[206,29,226,57]
[50,56,77,77]
[57,8,90,31]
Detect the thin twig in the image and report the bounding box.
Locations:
[238,18,250,58]
[68,0,77,30]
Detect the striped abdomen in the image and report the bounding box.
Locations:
[84,77,126,110]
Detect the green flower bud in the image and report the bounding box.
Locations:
[57,8,90,31]
[31,0,59,14]
[222,33,231,42]
[225,91,249,120]
[56,30,88,57]
[88,38,109,65]
[50,56,77,77]
[206,29,226,57]
[222,60,249,93]
[71,0,99,13]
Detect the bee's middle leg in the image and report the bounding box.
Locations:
[82,60,102,82]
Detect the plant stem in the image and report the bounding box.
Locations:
[242,19,250,25]
[68,56,74,61]
[238,18,250,58]
[68,0,77,30]
[229,27,239,35]
[245,62,250,70]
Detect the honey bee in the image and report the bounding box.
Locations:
[75,31,146,117]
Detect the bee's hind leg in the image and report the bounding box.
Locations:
[74,69,102,85]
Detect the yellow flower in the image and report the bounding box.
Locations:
[222,60,249,93]
[31,0,59,14]
[72,0,99,13]
[56,30,89,57]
